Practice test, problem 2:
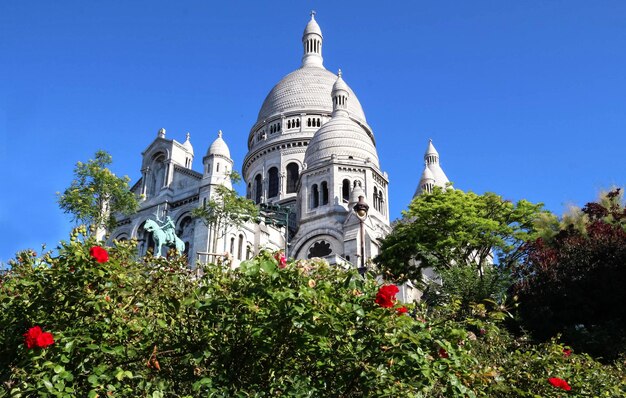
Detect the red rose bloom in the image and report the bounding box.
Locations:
[23,326,54,349]
[548,377,571,391]
[563,348,572,357]
[89,246,109,263]
[396,306,408,314]
[438,348,449,359]
[375,284,399,308]
[23,326,42,349]
[274,251,287,269]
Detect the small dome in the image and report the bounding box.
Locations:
[207,130,231,158]
[332,69,349,94]
[420,164,435,182]
[425,139,439,157]
[303,13,322,37]
[304,116,379,169]
[182,132,193,155]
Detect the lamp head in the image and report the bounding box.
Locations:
[353,195,369,218]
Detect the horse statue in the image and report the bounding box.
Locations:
[143,217,185,257]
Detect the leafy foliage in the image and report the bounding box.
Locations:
[375,187,547,284]
[513,188,626,360]
[192,171,259,254]
[1,230,624,396]
[57,151,138,236]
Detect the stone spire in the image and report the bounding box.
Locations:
[301,11,324,68]
[414,139,450,197]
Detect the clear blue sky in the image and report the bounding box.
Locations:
[1,1,625,263]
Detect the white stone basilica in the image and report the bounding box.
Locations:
[110,14,449,268]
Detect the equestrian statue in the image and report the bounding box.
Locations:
[143,216,185,257]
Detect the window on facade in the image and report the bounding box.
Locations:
[373,187,379,211]
[312,184,319,208]
[321,181,329,205]
[230,237,235,254]
[286,163,299,193]
[342,179,350,202]
[246,245,252,260]
[254,174,263,204]
[237,234,244,260]
[268,167,279,198]
[308,240,332,259]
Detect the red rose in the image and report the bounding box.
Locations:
[24,326,54,349]
[438,348,449,359]
[90,246,109,263]
[375,284,399,308]
[274,251,287,269]
[23,326,42,349]
[36,332,54,348]
[396,306,408,314]
[548,377,571,391]
[563,348,572,357]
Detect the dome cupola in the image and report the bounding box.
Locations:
[331,69,349,117]
[301,11,323,68]
[207,130,231,158]
[303,72,379,169]
[182,132,194,155]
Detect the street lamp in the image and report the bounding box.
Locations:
[353,195,369,275]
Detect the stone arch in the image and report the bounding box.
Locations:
[292,228,344,260]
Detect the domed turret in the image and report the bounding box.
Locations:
[331,69,349,117]
[207,130,231,158]
[414,139,450,197]
[182,132,194,155]
[301,11,323,68]
[304,72,379,169]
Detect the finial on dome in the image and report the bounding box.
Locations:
[186,132,191,141]
[310,10,316,19]
[338,68,342,78]
[158,128,166,138]
[218,130,223,138]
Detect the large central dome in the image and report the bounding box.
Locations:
[256,66,367,124]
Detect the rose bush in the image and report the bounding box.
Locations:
[0,227,624,397]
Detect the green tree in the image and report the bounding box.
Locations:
[57,151,138,237]
[192,171,259,254]
[514,188,626,359]
[376,187,547,285]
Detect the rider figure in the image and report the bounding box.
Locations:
[162,216,176,244]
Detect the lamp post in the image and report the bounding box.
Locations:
[353,195,369,275]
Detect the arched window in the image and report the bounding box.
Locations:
[246,245,252,260]
[268,167,279,198]
[321,181,329,205]
[379,191,385,214]
[296,119,300,127]
[254,174,263,204]
[312,184,319,208]
[373,187,379,211]
[247,183,251,199]
[342,179,350,202]
[237,234,244,260]
[286,163,299,193]
[287,120,291,129]
[230,237,235,254]
[307,118,311,127]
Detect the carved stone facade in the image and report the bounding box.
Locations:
[111,14,448,273]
